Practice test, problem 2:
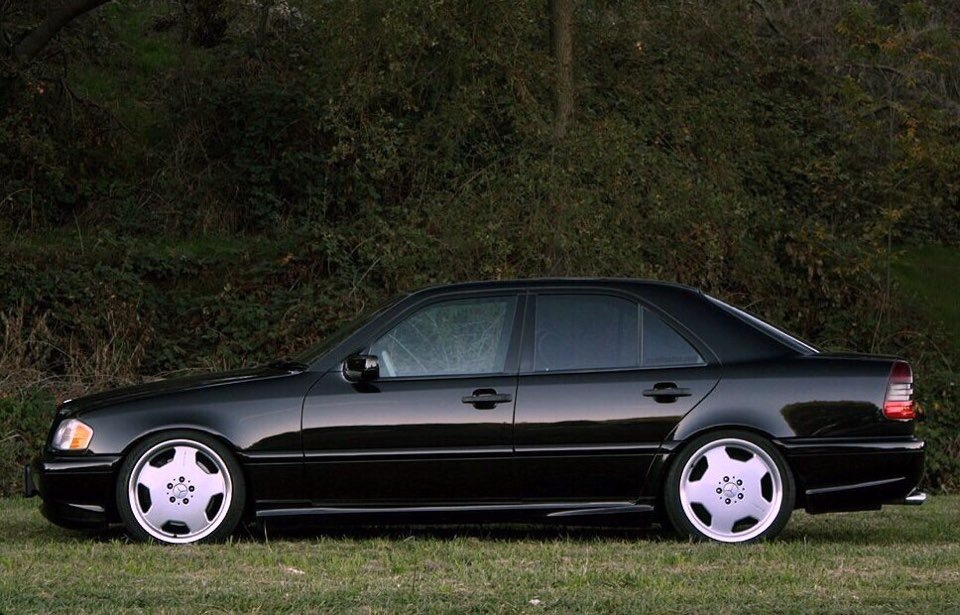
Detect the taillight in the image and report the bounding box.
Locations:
[883,361,915,421]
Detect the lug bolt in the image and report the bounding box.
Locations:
[723,476,729,482]
[169,497,175,503]
[738,494,744,499]
[725,498,731,504]
[189,486,195,492]
[716,488,722,494]
[737,479,742,486]
[183,498,189,504]
[167,483,173,489]
[179,476,185,483]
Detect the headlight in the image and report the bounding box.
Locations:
[52,419,94,451]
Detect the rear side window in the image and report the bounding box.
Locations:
[533,295,703,372]
[534,295,639,371]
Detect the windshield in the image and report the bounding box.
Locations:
[706,295,819,355]
[292,293,408,364]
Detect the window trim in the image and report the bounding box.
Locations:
[519,290,712,376]
[360,292,526,381]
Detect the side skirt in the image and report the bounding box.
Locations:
[256,501,655,521]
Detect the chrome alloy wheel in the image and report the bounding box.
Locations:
[127,439,233,544]
[678,437,784,543]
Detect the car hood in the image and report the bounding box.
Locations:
[59,363,308,417]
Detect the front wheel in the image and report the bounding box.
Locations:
[663,430,795,543]
[116,431,246,544]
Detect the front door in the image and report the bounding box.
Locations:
[301,293,523,505]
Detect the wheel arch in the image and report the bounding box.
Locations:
[117,424,240,459]
[113,427,252,543]
[654,424,802,513]
[114,425,254,521]
[658,426,798,542]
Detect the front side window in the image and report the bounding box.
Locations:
[369,296,517,378]
[533,294,704,372]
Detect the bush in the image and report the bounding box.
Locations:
[1,0,959,491]
[916,367,960,492]
[0,388,54,497]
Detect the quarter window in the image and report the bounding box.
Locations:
[641,307,704,367]
[533,294,703,372]
[369,296,517,378]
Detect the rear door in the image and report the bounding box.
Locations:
[513,292,719,502]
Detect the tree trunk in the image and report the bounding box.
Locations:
[550,0,574,140]
[13,0,111,63]
[256,0,275,47]
[190,0,228,48]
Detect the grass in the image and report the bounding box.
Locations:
[70,0,192,146]
[2,231,277,262]
[893,244,960,346]
[1,497,958,613]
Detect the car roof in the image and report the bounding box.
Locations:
[408,278,702,296]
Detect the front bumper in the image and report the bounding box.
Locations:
[24,463,38,498]
[777,436,925,514]
[26,453,122,529]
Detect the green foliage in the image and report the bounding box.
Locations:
[893,244,960,492]
[2,0,959,489]
[917,368,960,492]
[0,233,389,375]
[0,389,54,497]
[894,244,960,346]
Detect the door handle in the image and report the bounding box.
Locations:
[642,383,691,402]
[462,389,513,409]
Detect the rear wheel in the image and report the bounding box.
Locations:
[664,430,794,543]
[116,431,245,544]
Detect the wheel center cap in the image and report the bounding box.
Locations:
[722,482,739,498]
[172,484,189,499]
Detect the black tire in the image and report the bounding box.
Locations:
[663,430,795,543]
[116,430,246,544]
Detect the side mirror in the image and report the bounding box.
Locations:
[343,354,380,383]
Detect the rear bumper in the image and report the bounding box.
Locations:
[776,436,925,514]
[899,488,927,505]
[27,454,122,529]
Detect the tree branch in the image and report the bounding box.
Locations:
[751,0,783,39]
[550,0,574,140]
[13,0,112,63]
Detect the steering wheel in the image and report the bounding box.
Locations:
[380,350,396,377]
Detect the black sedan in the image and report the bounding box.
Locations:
[25,279,925,544]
